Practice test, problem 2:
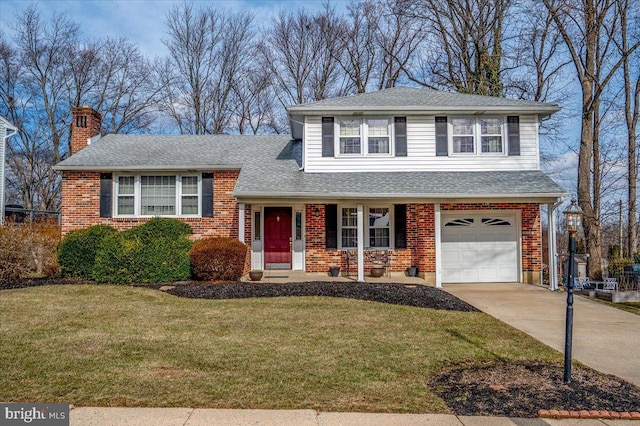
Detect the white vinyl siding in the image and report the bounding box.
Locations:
[304,115,540,172]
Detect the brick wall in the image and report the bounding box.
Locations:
[71,106,101,154]
[303,203,436,277]
[61,170,242,239]
[441,202,542,283]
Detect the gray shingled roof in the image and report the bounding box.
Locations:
[286,87,560,114]
[233,140,566,200]
[54,134,291,170]
[55,133,565,201]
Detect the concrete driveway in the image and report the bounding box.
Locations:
[443,283,640,386]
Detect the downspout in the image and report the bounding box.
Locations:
[1,125,18,226]
[548,199,563,291]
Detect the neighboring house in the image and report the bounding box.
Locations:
[1,115,18,226]
[54,88,567,287]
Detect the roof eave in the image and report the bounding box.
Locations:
[286,105,561,115]
[234,191,567,202]
[54,164,244,172]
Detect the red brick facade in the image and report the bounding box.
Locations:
[61,170,241,239]
[60,171,542,283]
[303,204,436,278]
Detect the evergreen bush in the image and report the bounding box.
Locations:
[57,225,117,278]
[93,218,193,284]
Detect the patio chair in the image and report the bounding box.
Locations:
[603,277,618,291]
[574,277,592,289]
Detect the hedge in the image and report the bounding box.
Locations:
[57,225,117,279]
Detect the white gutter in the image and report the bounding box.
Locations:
[233,191,568,200]
[548,199,563,291]
[54,164,244,172]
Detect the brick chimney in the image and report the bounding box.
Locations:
[71,105,101,154]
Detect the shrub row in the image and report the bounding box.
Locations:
[57,218,247,284]
[0,222,61,282]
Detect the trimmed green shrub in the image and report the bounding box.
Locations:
[190,237,248,281]
[93,219,193,284]
[57,225,117,278]
[126,217,192,243]
[92,232,143,284]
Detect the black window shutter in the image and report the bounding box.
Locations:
[435,117,448,156]
[325,204,338,249]
[321,117,334,157]
[99,173,112,218]
[394,117,407,157]
[201,172,214,217]
[394,204,407,249]
[507,116,520,156]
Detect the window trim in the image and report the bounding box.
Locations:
[338,204,394,250]
[335,117,394,157]
[448,116,506,156]
[113,173,202,218]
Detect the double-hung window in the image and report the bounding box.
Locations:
[339,119,362,154]
[339,206,391,249]
[367,118,390,154]
[341,207,358,248]
[451,117,504,154]
[368,207,390,247]
[337,118,392,155]
[115,174,201,217]
[116,176,135,215]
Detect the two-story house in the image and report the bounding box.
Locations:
[54,87,566,286]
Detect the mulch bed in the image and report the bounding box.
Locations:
[161,281,480,312]
[431,361,640,417]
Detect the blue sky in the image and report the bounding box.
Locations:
[0,0,584,197]
[0,0,349,57]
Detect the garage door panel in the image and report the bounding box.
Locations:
[442,213,518,283]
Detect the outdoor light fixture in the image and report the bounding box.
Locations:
[562,198,583,383]
[314,207,321,218]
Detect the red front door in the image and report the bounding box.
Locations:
[264,207,292,269]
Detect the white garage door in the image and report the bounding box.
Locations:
[442,213,518,283]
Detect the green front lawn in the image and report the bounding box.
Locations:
[0,285,561,412]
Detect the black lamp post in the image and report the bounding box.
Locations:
[563,198,583,383]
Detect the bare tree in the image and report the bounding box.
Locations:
[161,3,255,134]
[335,1,380,93]
[231,66,282,135]
[543,0,640,277]
[1,6,163,210]
[617,0,640,256]
[259,4,349,108]
[400,0,511,96]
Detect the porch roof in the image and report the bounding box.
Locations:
[233,140,566,201]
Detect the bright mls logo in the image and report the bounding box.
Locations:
[1,403,68,425]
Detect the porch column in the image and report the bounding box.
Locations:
[434,203,442,288]
[548,202,559,291]
[357,204,365,282]
[238,202,245,243]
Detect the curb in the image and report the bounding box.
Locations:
[539,409,640,420]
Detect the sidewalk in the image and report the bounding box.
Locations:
[70,407,640,425]
[444,283,640,386]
